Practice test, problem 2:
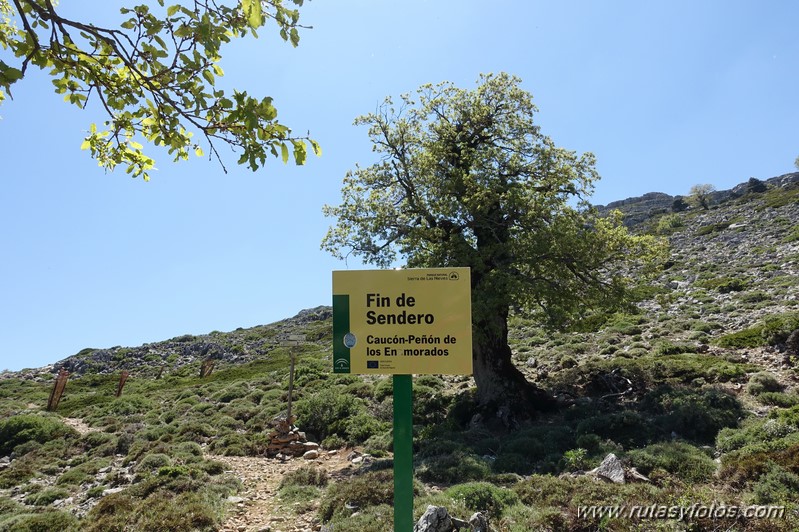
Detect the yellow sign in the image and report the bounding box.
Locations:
[332,268,472,375]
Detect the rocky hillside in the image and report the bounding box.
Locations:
[1,172,799,532]
[595,171,799,227]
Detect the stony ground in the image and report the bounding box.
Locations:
[214,451,359,532]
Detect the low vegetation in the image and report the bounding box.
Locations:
[1,178,799,530]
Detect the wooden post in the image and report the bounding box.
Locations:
[116,370,129,397]
[47,369,69,411]
[280,335,305,422]
[287,348,296,421]
[200,359,215,378]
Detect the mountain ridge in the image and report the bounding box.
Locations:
[4,170,799,379]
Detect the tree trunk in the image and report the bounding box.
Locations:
[471,305,556,423]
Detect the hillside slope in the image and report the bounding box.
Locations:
[1,173,798,531]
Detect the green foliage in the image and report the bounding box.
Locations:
[696,221,731,235]
[758,182,799,209]
[655,213,684,234]
[716,312,799,348]
[0,510,79,532]
[697,276,747,293]
[26,486,72,506]
[279,465,328,490]
[135,452,172,473]
[688,183,716,210]
[626,441,716,482]
[322,72,665,406]
[295,387,364,443]
[319,470,402,522]
[445,482,519,517]
[0,414,77,455]
[323,74,665,331]
[747,372,783,396]
[757,392,799,408]
[560,448,589,471]
[418,449,492,484]
[752,464,799,504]
[1,0,318,180]
[641,386,743,443]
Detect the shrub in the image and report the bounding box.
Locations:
[319,470,401,522]
[0,415,77,456]
[716,312,799,349]
[654,342,694,356]
[752,465,799,504]
[344,412,386,445]
[655,213,684,234]
[560,448,589,472]
[0,510,79,532]
[132,490,220,531]
[26,486,72,506]
[747,372,783,396]
[719,441,799,487]
[373,378,393,402]
[642,386,743,443]
[135,453,172,473]
[295,387,363,442]
[626,442,716,482]
[492,453,533,475]
[445,482,519,518]
[576,411,658,448]
[344,380,374,399]
[279,465,328,490]
[757,392,799,408]
[418,450,491,484]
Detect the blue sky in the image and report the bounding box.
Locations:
[1,1,797,371]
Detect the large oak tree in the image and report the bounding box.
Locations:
[323,73,665,418]
[0,0,319,180]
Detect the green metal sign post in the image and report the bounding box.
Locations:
[393,374,414,531]
[332,268,474,531]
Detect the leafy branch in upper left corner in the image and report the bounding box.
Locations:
[0,0,321,180]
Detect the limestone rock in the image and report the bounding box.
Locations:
[590,453,626,484]
[414,505,453,532]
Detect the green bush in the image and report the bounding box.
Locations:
[319,470,402,522]
[279,465,328,490]
[719,440,799,487]
[295,387,363,442]
[344,413,386,445]
[642,386,742,443]
[576,411,658,448]
[757,392,799,408]
[752,464,799,504]
[135,453,172,473]
[747,372,783,396]
[418,450,491,484]
[716,312,799,349]
[0,510,79,532]
[445,482,519,517]
[655,213,684,234]
[26,487,72,506]
[131,490,221,531]
[626,441,716,482]
[0,415,77,456]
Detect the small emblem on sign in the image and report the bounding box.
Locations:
[335,358,350,370]
[343,332,357,348]
[367,360,379,369]
[449,271,460,280]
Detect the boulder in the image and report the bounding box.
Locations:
[414,505,453,532]
[589,453,625,484]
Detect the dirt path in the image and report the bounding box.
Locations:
[212,451,356,532]
[61,416,95,435]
